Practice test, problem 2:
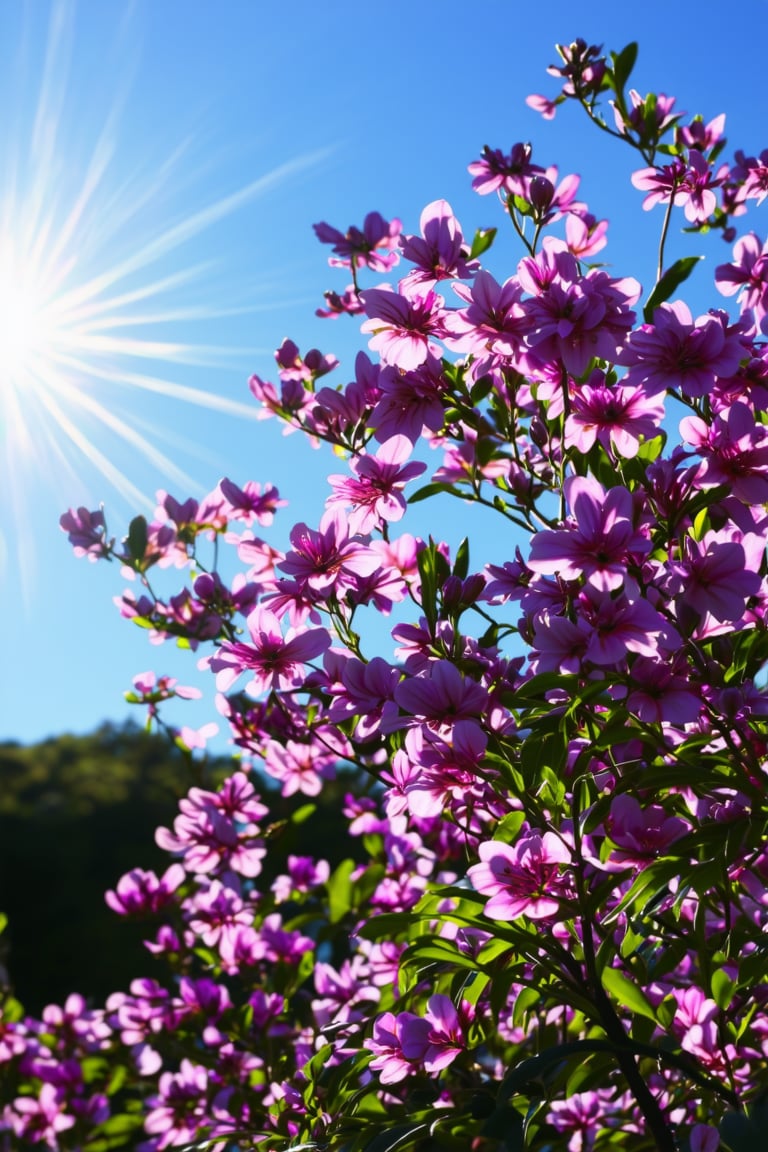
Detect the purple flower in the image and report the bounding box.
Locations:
[565,373,665,459]
[218,479,285,526]
[313,211,402,272]
[370,355,448,444]
[715,232,768,328]
[619,301,745,397]
[669,529,763,624]
[278,508,380,596]
[59,506,108,560]
[105,864,185,916]
[528,476,649,592]
[467,142,543,197]
[366,1010,430,1084]
[519,239,640,376]
[681,401,768,503]
[326,436,426,534]
[632,151,725,223]
[391,660,489,733]
[468,832,572,920]
[443,270,530,363]
[606,794,689,866]
[209,606,331,695]
[360,285,447,370]
[399,199,479,288]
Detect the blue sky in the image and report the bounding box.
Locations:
[2,0,767,746]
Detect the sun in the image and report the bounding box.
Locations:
[0,1,329,585]
[0,243,50,386]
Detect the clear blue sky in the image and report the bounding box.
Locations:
[2,0,767,746]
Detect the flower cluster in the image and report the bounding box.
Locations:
[10,35,768,1152]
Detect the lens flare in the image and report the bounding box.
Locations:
[0,0,330,585]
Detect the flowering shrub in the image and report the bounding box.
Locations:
[5,36,768,1152]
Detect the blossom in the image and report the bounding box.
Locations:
[6,1083,76,1148]
[369,355,448,444]
[468,832,572,920]
[391,660,489,733]
[668,529,763,624]
[565,373,665,458]
[366,1010,430,1084]
[632,151,725,223]
[519,238,640,376]
[105,864,185,916]
[565,211,608,259]
[217,479,285,526]
[278,509,380,596]
[619,301,745,397]
[443,269,530,363]
[360,285,447,370]
[715,232,768,328]
[209,606,331,696]
[313,211,401,272]
[59,506,108,560]
[399,199,478,287]
[326,436,426,534]
[467,142,543,197]
[526,93,558,120]
[528,476,649,591]
[606,794,689,866]
[680,401,768,503]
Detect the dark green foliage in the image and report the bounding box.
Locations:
[0,722,363,1012]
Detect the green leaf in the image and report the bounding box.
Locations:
[643,256,703,322]
[453,536,470,580]
[611,42,638,93]
[126,514,148,563]
[601,965,659,1023]
[326,858,356,923]
[407,481,465,504]
[291,803,316,825]
[469,226,497,259]
[711,967,736,1010]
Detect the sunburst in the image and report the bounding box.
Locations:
[0,0,329,584]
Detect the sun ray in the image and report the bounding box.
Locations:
[0,1,335,591]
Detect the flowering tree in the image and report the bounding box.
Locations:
[5,36,768,1152]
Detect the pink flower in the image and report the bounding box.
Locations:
[715,232,768,328]
[105,864,185,916]
[565,211,608,259]
[606,794,689,866]
[360,285,448,370]
[59,506,108,560]
[632,151,725,223]
[7,1083,76,1148]
[366,1011,430,1084]
[468,832,572,920]
[519,238,640,376]
[669,529,763,624]
[279,508,380,596]
[209,605,331,695]
[399,199,479,287]
[420,994,471,1073]
[619,301,745,398]
[528,476,649,592]
[313,211,401,272]
[326,436,426,534]
[467,142,543,197]
[526,93,558,120]
[565,374,664,459]
[218,479,285,526]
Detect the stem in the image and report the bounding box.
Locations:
[656,180,679,285]
[572,794,679,1151]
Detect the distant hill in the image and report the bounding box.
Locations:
[0,721,363,1012]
